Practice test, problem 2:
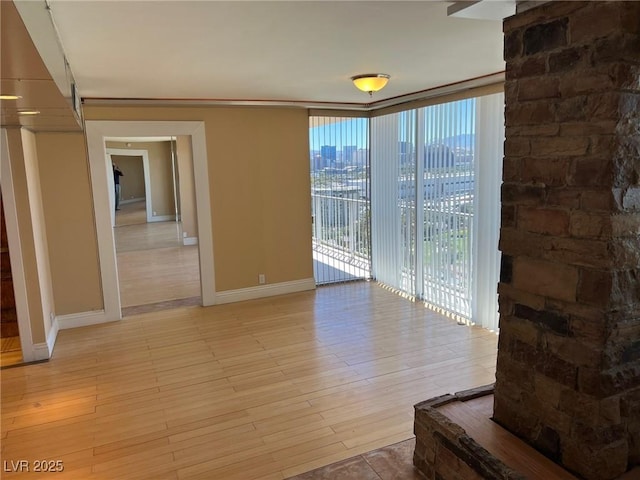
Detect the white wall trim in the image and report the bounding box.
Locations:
[190,123,215,306]
[149,214,175,223]
[56,310,112,329]
[215,278,315,305]
[87,128,122,321]
[86,120,216,320]
[106,148,151,224]
[46,316,59,357]
[183,236,198,246]
[32,342,51,361]
[0,128,38,362]
[120,197,145,205]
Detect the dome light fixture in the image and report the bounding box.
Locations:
[351,73,390,96]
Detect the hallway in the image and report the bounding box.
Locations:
[114,201,201,311]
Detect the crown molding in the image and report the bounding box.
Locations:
[81,71,505,114]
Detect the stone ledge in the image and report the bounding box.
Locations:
[415,384,496,410]
[413,387,639,480]
[413,384,527,480]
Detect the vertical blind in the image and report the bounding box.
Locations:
[371,111,417,296]
[370,92,504,331]
[309,116,371,285]
[471,93,504,331]
[421,99,475,319]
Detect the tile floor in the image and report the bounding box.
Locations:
[286,438,421,479]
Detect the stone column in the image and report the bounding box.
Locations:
[494,2,640,479]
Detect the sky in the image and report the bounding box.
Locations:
[309,117,368,151]
[309,98,476,152]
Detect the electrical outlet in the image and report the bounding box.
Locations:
[259,274,266,284]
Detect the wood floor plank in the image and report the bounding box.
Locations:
[2,449,96,480]
[177,452,274,480]
[274,440,348,470]
[0,282,497,479]
[258,416,332,444]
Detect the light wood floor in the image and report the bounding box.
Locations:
[116,200,147,227]
[1,336,22,368]
[114,201,201,308]
[0,282,497,479]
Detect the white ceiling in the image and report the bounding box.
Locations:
[47,1,506,106]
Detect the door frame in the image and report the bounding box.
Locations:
[106,148,152,225]
[86,121,215,321]
[0,128,37,361]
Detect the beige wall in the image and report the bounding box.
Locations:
[148,141,174,217]
[112,154,145,201]
[176,135,197,241]
[35,132,103,315]
[84,105,313,292]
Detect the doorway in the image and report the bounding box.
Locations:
[1,192,23,367]
[106,139,201,315]
[110,151,149,225]
[86,121,215,324]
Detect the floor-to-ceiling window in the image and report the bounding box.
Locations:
[308,91,503,330]
[309,116,371,285]
[371,91,504,330]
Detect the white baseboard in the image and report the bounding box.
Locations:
[27,316,60,361]
[56,310,114,330]
[121,197,145,205]
[46,316,59,357]
[32,342,51,361]
[215,278,315,305]
[148,215,175,223]
[183,236,198,246]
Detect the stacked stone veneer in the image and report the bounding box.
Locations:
[413,386,527,480]
[494,2,640,480]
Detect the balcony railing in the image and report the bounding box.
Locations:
[311,193,371,284]
[422,196,473,318]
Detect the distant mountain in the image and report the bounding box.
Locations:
[440,133,475,148]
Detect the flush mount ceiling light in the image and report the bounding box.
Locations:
[17,110,40,115]
[351,73,390,96]
[0,94,23,100]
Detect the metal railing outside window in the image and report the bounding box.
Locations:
[371,93,504,330]
[309,116,371,285]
